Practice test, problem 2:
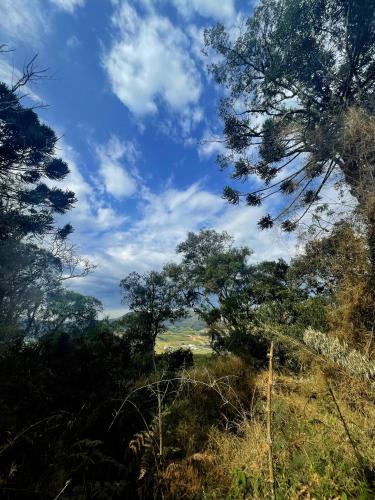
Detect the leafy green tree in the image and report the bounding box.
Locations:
[168,230,323,357]
[166,229,252,324]
[289,222,369,296]
[253,260,328,340]
[205,0,375,230]
[167,230,301,332]
[120,271,186,355]
[38,289,103,336]
[167,230,260,328]
[0,81,75,240]
[0,238,94,340]
[116,311,155,353]
[0,240,62,341]
[290,221,375,350]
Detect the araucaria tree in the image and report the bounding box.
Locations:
[0,63,92,339]
[205,0,375,231]
[0,81,75,240]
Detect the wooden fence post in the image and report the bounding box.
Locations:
[266,341,276,499]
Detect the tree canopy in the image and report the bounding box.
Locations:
[120,270,186,352]
[205,0,375,230]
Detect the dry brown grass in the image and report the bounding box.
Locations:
[328,280,375,356]
[153,356,258,498]
[340,107,375,193]
[203,369,375,499]
[138,355,375,498]
[159,453,214,499]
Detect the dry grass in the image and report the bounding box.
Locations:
[328,280,375,356]
[136,355,375,498]
[340,107,375,193]
[159,453,214,499]
[204,369,375,499]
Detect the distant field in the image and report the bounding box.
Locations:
[156,329,212,354]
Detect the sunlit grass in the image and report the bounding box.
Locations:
[156,329,212,355]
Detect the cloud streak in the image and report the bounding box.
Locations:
[0,0,48,44]
[49,0,85,13]
[170,0,236,21]
[0,0,85,45]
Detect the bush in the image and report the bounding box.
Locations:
[0,326,155,499]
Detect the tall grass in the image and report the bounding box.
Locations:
[148,356,375,499]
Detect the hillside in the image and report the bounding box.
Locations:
[163,311,206,332]
[157,312,211,354]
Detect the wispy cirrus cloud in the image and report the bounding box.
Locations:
[170,0,237,21]
[54,140,127,236]
[49,0,85,13]
[0,0,85,45]
[0,0,48,44]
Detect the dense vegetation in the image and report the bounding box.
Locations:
[1,0,375,498]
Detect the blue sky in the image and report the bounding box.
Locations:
[1,0,300,316]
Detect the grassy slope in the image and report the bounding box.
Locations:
[156,311,212,354]
[205,368,375,499]
[152,356,375,499]
[156,329,211,355]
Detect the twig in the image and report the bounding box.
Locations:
[325,377,365,470]
[108,373,244,431]
[157,385,163,457]
[53,479,71,500]
[0,414,66,457]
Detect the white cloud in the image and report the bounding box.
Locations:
[216,205,297,262]
[198,129,226,157]
[171,0,236,21]
[66,35,81,48]
[96,207,127,229]
[95,135,138,199]
[179,107,204,137]
[131,182,296,269]
[103,2,202,115]
[94,183,224,275]
[49,0,85,12]
[54,141,127,235]
[138,0,237,22]
[132,183,224,249]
